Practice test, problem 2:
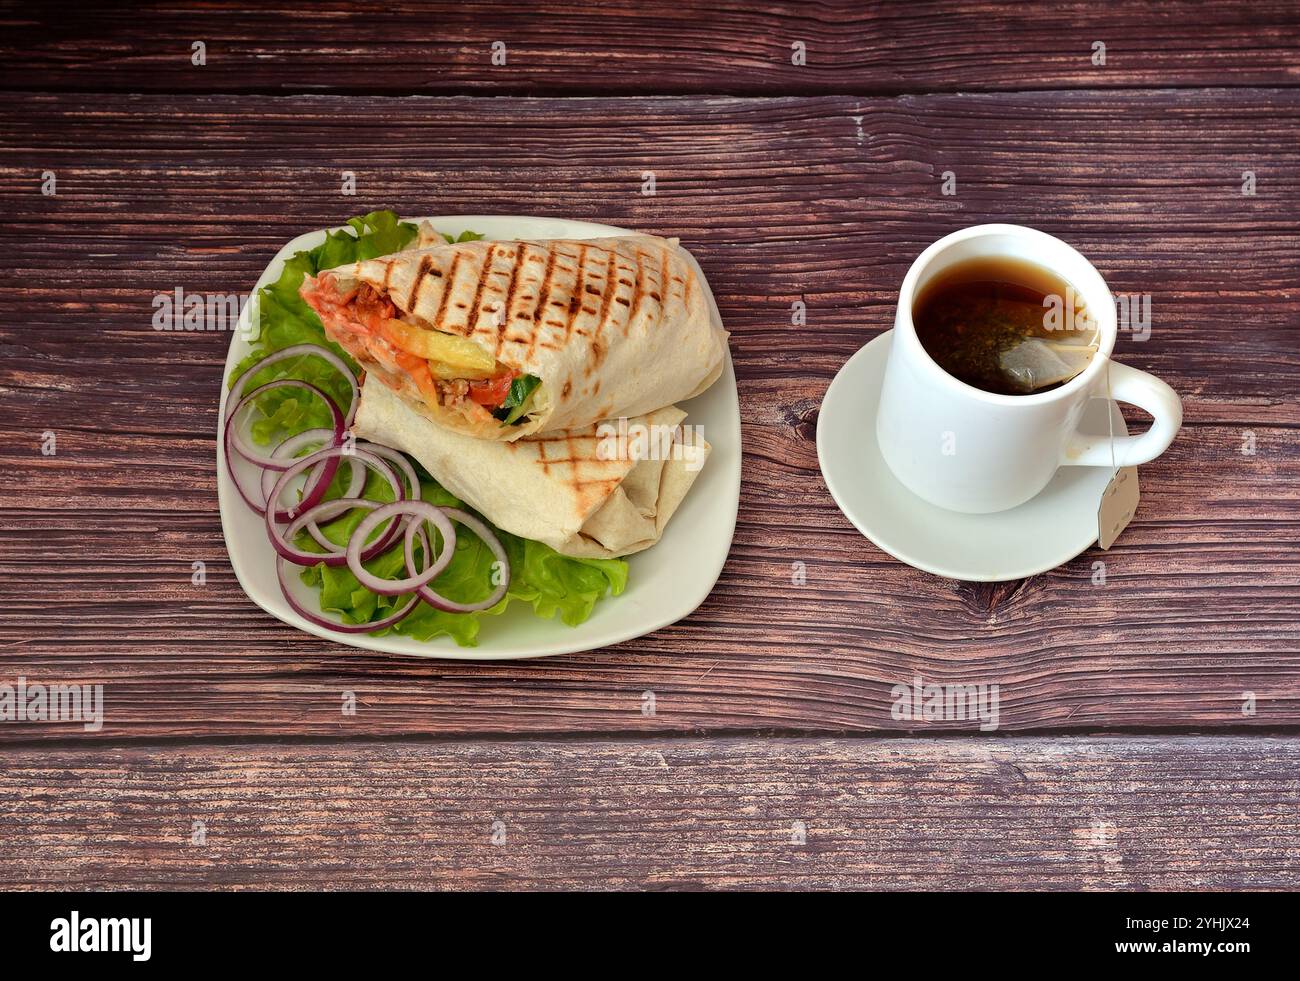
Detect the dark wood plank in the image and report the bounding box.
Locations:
[2,1,1298,96]
[1,91,1297,739]
[2,735,1296,889]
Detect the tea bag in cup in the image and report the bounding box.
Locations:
[997,327,1099,394]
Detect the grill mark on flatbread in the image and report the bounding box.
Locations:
[626,249,647,332]
[405,254,432,314]
[525,244,559,363]
[432,253,460,326]
[536,434,577,476]
[382,259,394,293]
[593,248,617,346]
[682,263,693,309]
[467,245,493,340]
[532,250,558,322]
[612,262,633,319]
[654,248,667,306]
[563,244,588,345]
[495,244,524,359]
[519,424,641,502]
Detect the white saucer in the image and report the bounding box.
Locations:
[816,331,1128,582]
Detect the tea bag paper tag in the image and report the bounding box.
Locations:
[1097,466,1139,549]
[1096,360,1140,550]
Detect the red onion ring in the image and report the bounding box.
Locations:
[259,427,352,504]
[227,379,344,471]
[227,342,358,426]
[404,521,432,579]
[275,494,400,566]
[265,446,401,560]
[298,457,406,557]
[226,440,275,516]
[416,507,511,613]
[259,429,377,550]
[346,501,457,595]
[274,495,441,635]
[225,342,516,636]
[303,496,370,553]
[226,423,341,517]
[277,555,420,634]
[356,440,421,500]
[402,518,459,586]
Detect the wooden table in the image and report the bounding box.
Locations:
[1,1,1297,890]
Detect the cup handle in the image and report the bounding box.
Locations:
[1061,361,1183,468]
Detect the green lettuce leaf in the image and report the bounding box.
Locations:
[229,210,419,437]
[231,211,628,646]
[440,229,486,244]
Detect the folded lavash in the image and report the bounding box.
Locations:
[352,375,710,559]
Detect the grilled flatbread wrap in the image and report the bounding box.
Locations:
[301,229,728,441]
[353,376,710,559]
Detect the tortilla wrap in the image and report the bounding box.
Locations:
[352,375,710,559]
[302,229,728,441]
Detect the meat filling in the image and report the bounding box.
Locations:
[300,273,518,418]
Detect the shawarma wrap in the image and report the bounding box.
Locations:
[352,375,711,559]
[301,227,728,441]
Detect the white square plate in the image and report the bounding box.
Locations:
[217,216,741,660]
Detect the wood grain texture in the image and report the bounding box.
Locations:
[1,90,1298,739]
[1,1,1298,95]
[2,735,1297,890]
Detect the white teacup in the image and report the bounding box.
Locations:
[876,224,1182,514]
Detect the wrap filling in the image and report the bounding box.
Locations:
[301,272,540,426]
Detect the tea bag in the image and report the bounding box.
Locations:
[997,329,1099,394]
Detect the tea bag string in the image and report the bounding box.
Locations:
[1105,360,1117,476]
